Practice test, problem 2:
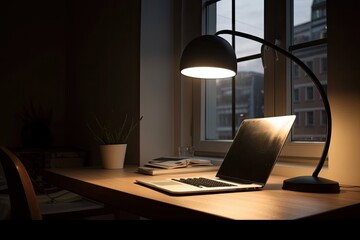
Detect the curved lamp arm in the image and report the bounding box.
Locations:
[215,30,331,178]
[180,29,339,192]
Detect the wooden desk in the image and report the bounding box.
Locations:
[42,166,360,220]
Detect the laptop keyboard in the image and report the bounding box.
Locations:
[172,177,236,188]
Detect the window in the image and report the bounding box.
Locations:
[194,0,327,160]
[293,64,299,79]
[293,88,299,103]
[320,110,327,126]
[294,112,300,126]
[202,0,264,144]
[305,86,314,101]
[290,0,327,142]
[306,111,314,126]
[320,57,327,74]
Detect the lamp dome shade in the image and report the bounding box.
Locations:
[180,35,237,79]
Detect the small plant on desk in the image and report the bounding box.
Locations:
[87,112,143,169]
[87,113,143,145]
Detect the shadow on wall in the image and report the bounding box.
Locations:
[17,99,53,148]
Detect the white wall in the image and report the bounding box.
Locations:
[140,0,202,165]
[140,0,176,164]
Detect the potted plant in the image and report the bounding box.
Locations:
[87,113,143,169]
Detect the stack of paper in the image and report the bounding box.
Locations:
[144,157,213,169]
[138,157,218,176]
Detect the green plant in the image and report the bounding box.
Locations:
[87,114,143,145]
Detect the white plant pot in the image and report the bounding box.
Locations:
[99,144,127,169]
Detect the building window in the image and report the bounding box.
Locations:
[305,86,314,101]
[193,0,328,159]
[293,64,299,79]
[320,57,327,74]
[294,112,300,126]
[293,88,299,103]
[290,0,327,142]
[306,111,314,126]
[320,110,327,126]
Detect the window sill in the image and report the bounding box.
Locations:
[195,154,332,180]
[272,161,330,178]
[194,155,224,166]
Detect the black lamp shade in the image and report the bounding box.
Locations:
[180,35,237,79]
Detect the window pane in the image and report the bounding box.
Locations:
[235,59,264,129]
[293,0,327,45]
[291,0,327,142]
[216,0,232,32]
[291,45,328,141]
[235,0,263,58]
[216,0,232,47]
[205,78,232,140]
[205,0,264,141]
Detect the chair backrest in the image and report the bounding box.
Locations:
[0,146,42,220]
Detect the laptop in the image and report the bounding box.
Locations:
[135,115,296,195]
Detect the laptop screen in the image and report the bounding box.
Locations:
[216,115,295,185]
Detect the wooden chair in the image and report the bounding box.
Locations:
[0,146,113,220]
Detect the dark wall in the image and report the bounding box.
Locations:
[0,1,67,147]
[65,0,141,165]
[0,0,141,165]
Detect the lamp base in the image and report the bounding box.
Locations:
[282,176,340,193]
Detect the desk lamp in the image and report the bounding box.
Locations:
[180,30,340,193]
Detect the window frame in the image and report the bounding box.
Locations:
[192,0,327,162]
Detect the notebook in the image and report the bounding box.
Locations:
[135,115,296,195]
